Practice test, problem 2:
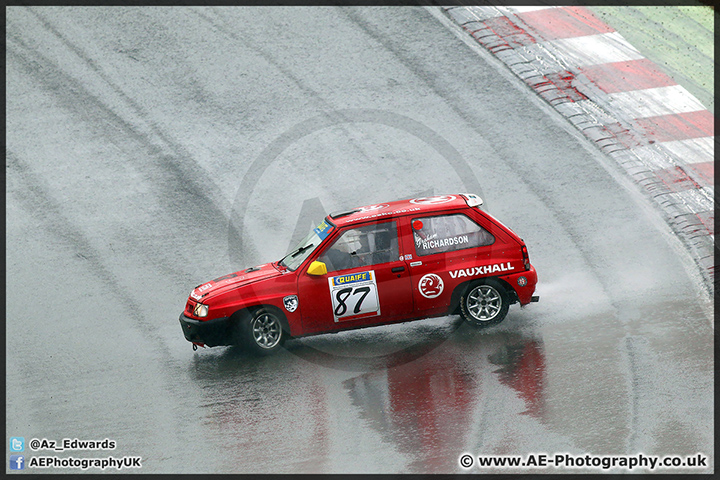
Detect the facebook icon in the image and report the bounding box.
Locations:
[10,455,24,470]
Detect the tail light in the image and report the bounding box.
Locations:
[521,244,530,271]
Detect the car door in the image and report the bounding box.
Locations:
[296,219,413,335]
[406,211,497,314]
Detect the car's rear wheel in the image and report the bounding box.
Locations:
[460,279,510,327]
[238,308,285,355]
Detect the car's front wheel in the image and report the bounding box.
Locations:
[459,279,510,327]
[237,308,285,355]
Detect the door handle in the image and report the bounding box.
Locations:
[391,266,405,273]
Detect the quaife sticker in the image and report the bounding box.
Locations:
[328,270,380,322]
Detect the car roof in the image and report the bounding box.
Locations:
[327,193,483,227]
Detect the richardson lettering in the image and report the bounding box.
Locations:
[421,235,469,250]
[449,262,515,279]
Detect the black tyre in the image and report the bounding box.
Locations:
[459,279,510,327]
[238,308,285,355]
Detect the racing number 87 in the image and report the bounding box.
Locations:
[329,278,380,321]
[334,286,371,316]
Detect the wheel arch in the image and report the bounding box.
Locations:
[449,276,517,315]
[229,303,292,338]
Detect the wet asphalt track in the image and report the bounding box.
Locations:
[5,6,714,474]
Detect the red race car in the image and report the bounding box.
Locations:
[179,194,538,354]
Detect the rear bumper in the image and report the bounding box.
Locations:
[178,314,232,347]
[500,265,538,305]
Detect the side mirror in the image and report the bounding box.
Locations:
[307,261,328,276]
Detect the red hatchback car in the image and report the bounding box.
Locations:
[179,194,538,354]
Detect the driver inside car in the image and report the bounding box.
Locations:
[321,229,363,271]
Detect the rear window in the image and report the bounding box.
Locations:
[412,213,494,256]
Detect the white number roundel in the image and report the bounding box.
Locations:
[409,195,456,205]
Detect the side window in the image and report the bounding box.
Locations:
[318,221,399,272]
[412,214,494,256]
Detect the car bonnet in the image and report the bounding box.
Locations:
[190,263,283,302]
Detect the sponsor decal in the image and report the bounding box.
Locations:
[410,195,456,205]
[328,270,380,321]
[332,271,371,286]
[313,220,333,240]
[358,204,389,212]
[212,273,237,283]
[212,272,240,283]
[190,282,212,300]
[449,263,515,278]
[418,273,444,299]
[283,295,299,313]
[348,207,421,223]
[418,234,468,250]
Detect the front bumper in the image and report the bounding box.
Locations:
[178,314,232,347]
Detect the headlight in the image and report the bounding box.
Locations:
[193,303,209,318]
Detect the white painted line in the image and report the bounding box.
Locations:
[605,85,707,119]
[465,6,502,20]
[628,141,680,170]
[510,43,567,75]
[573,99,622,125]
[672,189,715,216]
[425,6,625,182]
[425,6,543,93]
[656,137,715,165]
[448,6,502,23]
[497,6,558,15]
[546,32,643,67]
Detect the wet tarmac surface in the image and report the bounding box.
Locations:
[6,6,714,474]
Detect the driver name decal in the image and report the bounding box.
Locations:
[418,235,469,251]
